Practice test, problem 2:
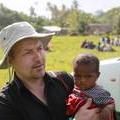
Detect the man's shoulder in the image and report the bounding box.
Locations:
[0,84,12,106]
[0,84,10,97]
[47,71,74,93]
[0,80,18,104]
[47,71,72,78]
[0,82,21,120]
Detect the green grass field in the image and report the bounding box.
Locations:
[0,35,120,88]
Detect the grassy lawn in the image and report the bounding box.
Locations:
[0,35,120,88]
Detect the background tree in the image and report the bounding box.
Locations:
[47,2,68,27]
[66,0,80,34]
[1,2,120,35]
[0,4,26,29]
[29,6,36,17]
[78,12,96,34]
[113,14,120,35]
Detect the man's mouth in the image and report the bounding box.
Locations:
[33,64,44,69]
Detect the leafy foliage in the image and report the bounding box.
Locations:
[1,1,120,34]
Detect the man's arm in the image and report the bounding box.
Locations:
[100,103,116,120]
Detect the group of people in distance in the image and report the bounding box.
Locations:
[100,36,120,47]
[81,36,117,52]
[0,22,116,120]
[81,40,96,49]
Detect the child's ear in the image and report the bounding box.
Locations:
[95,72,100,82]
[97,72,100,78]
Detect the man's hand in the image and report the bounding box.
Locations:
[74,98,100,120]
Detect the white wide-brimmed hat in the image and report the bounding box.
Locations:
[0,21,54,69]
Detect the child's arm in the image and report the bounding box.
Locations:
[74,98,100,120]
[66,88,97,116]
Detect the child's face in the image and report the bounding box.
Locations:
[73,63,100,90]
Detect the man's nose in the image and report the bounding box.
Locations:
[34,51,42,60]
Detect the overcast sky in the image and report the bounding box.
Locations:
[0,0,120,18]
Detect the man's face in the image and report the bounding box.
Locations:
[9,38,46,81]
[73,63,100,90]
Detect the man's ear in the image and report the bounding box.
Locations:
[7,55,13,65]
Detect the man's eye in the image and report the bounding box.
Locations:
[26,51,31,54]
[38,47,43,51]
[23,51,32,55]
[38,48,42,50]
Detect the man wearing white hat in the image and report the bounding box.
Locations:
[0,22,100,120]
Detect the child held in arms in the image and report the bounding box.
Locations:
[66,53,115,120]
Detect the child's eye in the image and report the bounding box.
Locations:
[85,75,92,78]
[74,74,80,79]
